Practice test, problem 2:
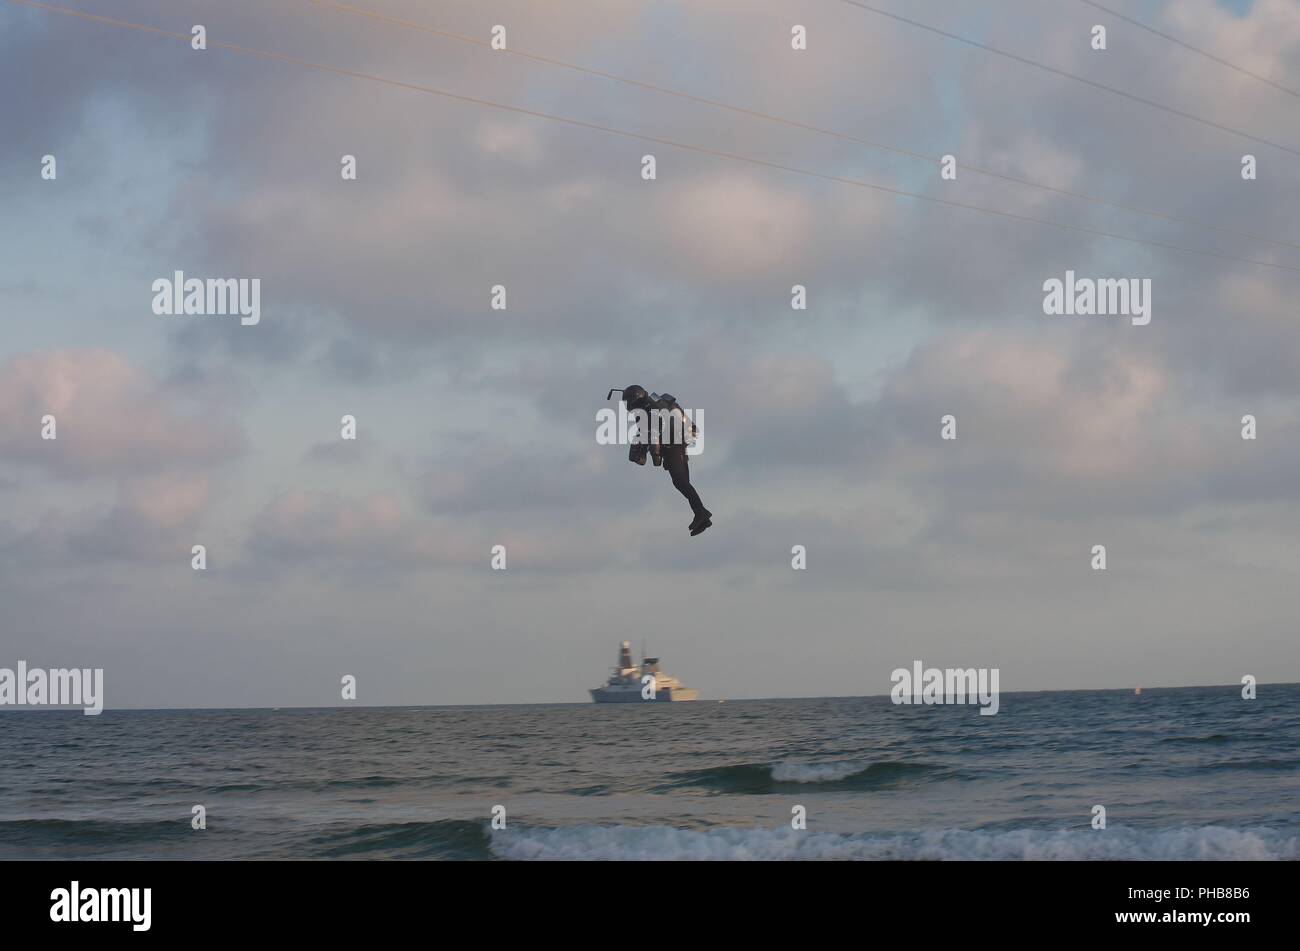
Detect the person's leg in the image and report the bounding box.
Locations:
[662,446,709,523]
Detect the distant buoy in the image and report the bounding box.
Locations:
[1134,687,1142,695]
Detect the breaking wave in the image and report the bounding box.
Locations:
[306,819,493,860]
[657,759,948,794]
[490,824,1299,861]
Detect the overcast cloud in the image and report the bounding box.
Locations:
[2,0,1299,706]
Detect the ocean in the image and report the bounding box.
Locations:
[2,685,1297,860]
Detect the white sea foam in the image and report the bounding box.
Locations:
[769,760,864,783]
[490,825,1299,862]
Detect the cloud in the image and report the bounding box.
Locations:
[0,349,242,478]
[5,0,1300,702]
[76,472,213,559]
[303,434,369,465]
[249,490,418,560]
[656,176,815,280]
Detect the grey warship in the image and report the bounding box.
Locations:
[590,641,698,702]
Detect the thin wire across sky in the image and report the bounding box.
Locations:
[7,0,1298,275]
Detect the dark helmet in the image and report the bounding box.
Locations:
[621,384,651,410]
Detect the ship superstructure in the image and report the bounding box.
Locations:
[590,641,698,702]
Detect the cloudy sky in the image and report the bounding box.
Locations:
[2,0,1299,707]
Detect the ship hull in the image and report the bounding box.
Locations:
[590,687,698,703]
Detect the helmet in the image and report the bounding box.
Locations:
[621,384,651,410]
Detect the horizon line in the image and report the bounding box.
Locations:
[0,679,1291,714]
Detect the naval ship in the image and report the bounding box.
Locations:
[590,641,698,702]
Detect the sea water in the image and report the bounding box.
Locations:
[1,685,1296,860]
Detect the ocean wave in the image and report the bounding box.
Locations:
[1158,733,1233,745]
[306,819,492,860]
[490,824,1300,861]
[203,774,514,795]
[656,760,946,794]
[771,760,887,783]
[1200,758,1300,772]
[0,818,186,855]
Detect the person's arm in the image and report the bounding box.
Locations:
[628,407,648,464]
[673,404,696,445]
[648,403,663,463]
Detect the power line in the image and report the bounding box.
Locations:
[303,0,1300,253]
[8,0,1300,275]
[834,0,1300,158]
[1074,0,1300,100]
